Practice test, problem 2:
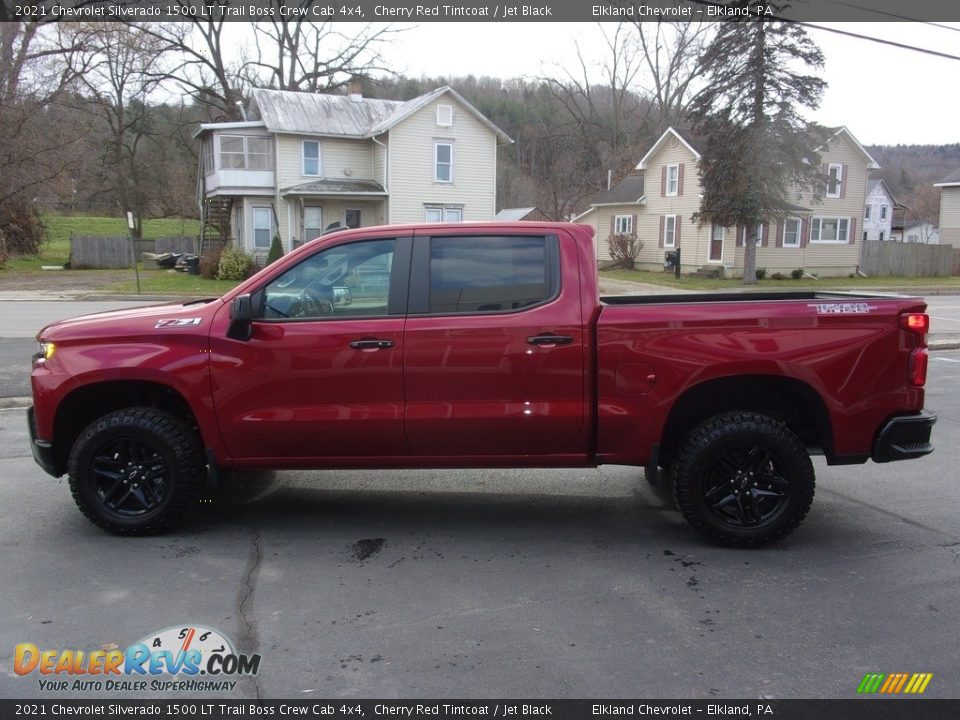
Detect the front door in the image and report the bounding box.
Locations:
[402,231,587,457]
[209,234,412,461]
[303,206,323,243]
[709,223,724,263]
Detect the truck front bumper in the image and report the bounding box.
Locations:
[872,411,936,463]
[27,406,59,477]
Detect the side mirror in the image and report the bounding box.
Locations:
[332,287,353,307]
[228,293,256,340]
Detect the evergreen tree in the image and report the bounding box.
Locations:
[689,4,829,284]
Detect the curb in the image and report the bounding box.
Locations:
[0,396,31,410]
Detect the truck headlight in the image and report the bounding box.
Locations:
[34,341,56,363]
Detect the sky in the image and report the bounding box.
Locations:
[364,21,960,146]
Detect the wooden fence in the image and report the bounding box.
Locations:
[860,242,955,278]
[70,234,197,269]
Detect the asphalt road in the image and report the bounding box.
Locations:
[0,350,957,701]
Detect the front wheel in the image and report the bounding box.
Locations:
[673,412,815,547]
[68,407,204,535]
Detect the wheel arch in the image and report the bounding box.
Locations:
[659,374,833,466]
[52,380,202,477]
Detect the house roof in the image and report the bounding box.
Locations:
[934,167,960,187]
[818,127,880,170]
[249,86,512,143]
[495,207,537,221]
[867,178,897,203]
[281,178,387,196]
[635,127,704,170]
[591,172,646,205]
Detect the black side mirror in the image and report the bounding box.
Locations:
[228,293,256,341]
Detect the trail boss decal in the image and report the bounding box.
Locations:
[155,317,202,328]
[807,302,877,315]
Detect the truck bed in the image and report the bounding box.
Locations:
[601,290,905,306]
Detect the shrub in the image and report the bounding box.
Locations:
[266,234,284,265]
[0,199,47,257]
[790,268,804,280]
[755,267,767,280]
[771,272,786,280]
[217,245,253,281]
[608,233,644,269]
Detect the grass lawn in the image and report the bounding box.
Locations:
[108,270,240,297]
[5,215,201,272]
[601,268,960,291]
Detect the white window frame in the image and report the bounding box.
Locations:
[782,218,801,248]
[302,140,321,177]
[436,104,453,127]
[434,141,454,183]
[879,231,884,241]
[252,207,273,249]
[907,233,920,243]
[665,164,679,196]
[810,217,850,244]
[614,214,634,236]
[880,205,887,220]
[864,204,871,219]
[826,163,843,198]
[663,214,676,247]
[219,134,272,171]
[424,204,463,222]
[303,206,323,241]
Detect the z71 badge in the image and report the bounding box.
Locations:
[155,318,202,328]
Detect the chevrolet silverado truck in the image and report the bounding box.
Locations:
[28,222,935,546]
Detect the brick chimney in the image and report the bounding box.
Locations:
[348,81,363,103]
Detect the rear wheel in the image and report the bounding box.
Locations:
[673,411,815,547]
[68,407,203,535]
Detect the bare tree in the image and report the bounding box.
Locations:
[246,9,400,92]
[630,20,713,133]
[79,23,168,237]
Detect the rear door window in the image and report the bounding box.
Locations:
[427,235,558,314]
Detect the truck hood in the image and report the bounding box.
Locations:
[37,299,224,342]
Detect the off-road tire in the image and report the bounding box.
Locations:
[673,411,815,548]
[68,407,203,535]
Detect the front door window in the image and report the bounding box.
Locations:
[345,209,361,229]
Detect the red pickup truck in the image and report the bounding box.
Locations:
[29,222,935,546]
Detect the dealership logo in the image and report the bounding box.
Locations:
[14,625,260,692]
[857,673,933,695]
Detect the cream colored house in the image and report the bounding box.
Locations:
[934,168,960,247]
[195,86,511,260]
[577,126,879,277]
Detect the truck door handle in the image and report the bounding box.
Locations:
[527,334,574,346]
[350,338,394,351]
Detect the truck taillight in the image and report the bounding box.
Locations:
[910,349,928,386]
[901,313,929,335]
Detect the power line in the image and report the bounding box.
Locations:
[681,0,960,62]
[823,1,960,32]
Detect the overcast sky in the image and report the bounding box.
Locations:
[368,21,960,146]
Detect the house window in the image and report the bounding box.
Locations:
[436,105,453,127]
[252,207,273,249]
[879,231,884,241]
[826,163,843,198]
[810,217,849,243]
[880,205,887,220]
[907,234,920,243]
[865,205,871,219]
[302,141,320,177]
[663,215,676,247]
[863,232,868,242]
[614,215,633,235]
[219,135,272,170]
[203,140,214,174]
[434,141,453,183]
[665,164,679,196]
[783,218,801,248]
[742,223,764,246]
[424,205,463,222]
[303,206,322,242]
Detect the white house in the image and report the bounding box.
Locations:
[891,220,940,244]
[863,178,896,241]
[935,168,960,247]
[194,86,512,260]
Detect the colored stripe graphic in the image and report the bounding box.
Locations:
[858,673,932,694]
